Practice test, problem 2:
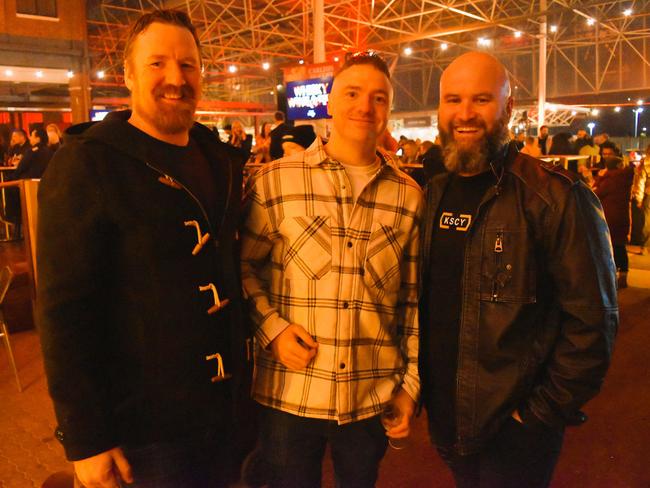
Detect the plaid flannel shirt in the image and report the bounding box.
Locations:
[241,137,422,424]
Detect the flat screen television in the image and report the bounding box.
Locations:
[286,76,333,120]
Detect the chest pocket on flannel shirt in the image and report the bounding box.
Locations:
[279,215,332,280]
[364,222,406,292]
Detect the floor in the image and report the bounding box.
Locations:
[1,241,649,487]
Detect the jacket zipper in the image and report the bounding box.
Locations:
[492,232,503,301]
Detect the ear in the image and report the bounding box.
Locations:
[505,96,514,119]
[124,62,133,92]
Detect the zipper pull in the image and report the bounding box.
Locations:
[494,234,503,253]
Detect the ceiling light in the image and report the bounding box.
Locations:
[334,56,339,62]
[96,70,105,79]
[550,25,558,33]
[35,70,44,78]
[4,69,13,76]
[299,59,304,65]
[623,8,633,16]
[440,43,448,51]
[66,70,74,78]
[403,47,413,56]
[614,106,621,112]
[586,18,596,26]
[571,110,577,116]
[477,37,492,47]
[637,99,644,105]
[262,62,270,71]
[514,31,522,38]
[228,65,237,73]
[276,84,283,90]
[591,108,600,116]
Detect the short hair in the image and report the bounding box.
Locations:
[540,125,548,131]
[31,128,48,146]
[525,136,536,144]
[123,9,201,64]
[336,50,390,79]
[600,141,619,155]
[274,111,285,122]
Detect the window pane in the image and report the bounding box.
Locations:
[16,0,57,17]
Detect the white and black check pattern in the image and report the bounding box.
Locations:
[241,137,422,424]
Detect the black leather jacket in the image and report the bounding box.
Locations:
[418,144,618,455]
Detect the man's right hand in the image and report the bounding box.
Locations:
[74,447,133,488]
[270,324,318,370]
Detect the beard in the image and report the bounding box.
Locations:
[439,110,511,174]
[134,83,198,136]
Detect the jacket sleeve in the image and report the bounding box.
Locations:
[36,142,118,460]
[522,181,618,428]
[240,173,290,348]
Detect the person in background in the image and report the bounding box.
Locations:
[241,51,421,488]
[7,129,31,166]
[280,124,316,157]
[400,139,419,164]
[578,136,600,161]
[548,132,576,155]
[631,144,650,255]
[520,135,541,157]
[254,122,273,164]
[574,129,590,152]
[538,124,551,155]
[269,111,289,160]
[594,157,635,288]
[11,128,53,180]
[514,132,525,150]
[419,51,617,488]
[229,119,253,160]
[37,10,251,487]
[46,123,63,152]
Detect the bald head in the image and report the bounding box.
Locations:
[440,51,511,101]
[437,51,514,175]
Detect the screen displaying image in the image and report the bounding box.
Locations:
[286,76,333,120]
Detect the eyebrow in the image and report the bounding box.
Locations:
[340,84,390,96]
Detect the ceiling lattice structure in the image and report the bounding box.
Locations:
[87,0,650,113]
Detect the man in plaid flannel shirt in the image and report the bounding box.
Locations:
[241,52,423,487]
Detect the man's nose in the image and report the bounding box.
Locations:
[457,100,476,121]
[164,62,186,85]
[357,94,374,114]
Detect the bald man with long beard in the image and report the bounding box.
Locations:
[418,52,618,487]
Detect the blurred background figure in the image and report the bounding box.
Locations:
[46,123,63,152]
[537,124,551,155]
[578,136,600,161]
[269,111,289,160]
[520,136,541,157]
[229,120,253,160]
[254,121,273,164]
[574,129,590,152]
[514,132,525,150]
[548,132,576,155]
[400,139,418,164]
[280,124,316,157]
[7,129,30,166]
[594,156,635,289]
[631,144,650,256]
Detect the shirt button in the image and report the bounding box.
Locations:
[347,241,353,248]
[343,301,349,309]
[339,362,346,369]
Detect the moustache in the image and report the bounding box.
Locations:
[153,84,196,101]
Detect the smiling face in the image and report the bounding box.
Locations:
[327,64,393,148]
[124,21,201,144]
[438,52,513,175]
